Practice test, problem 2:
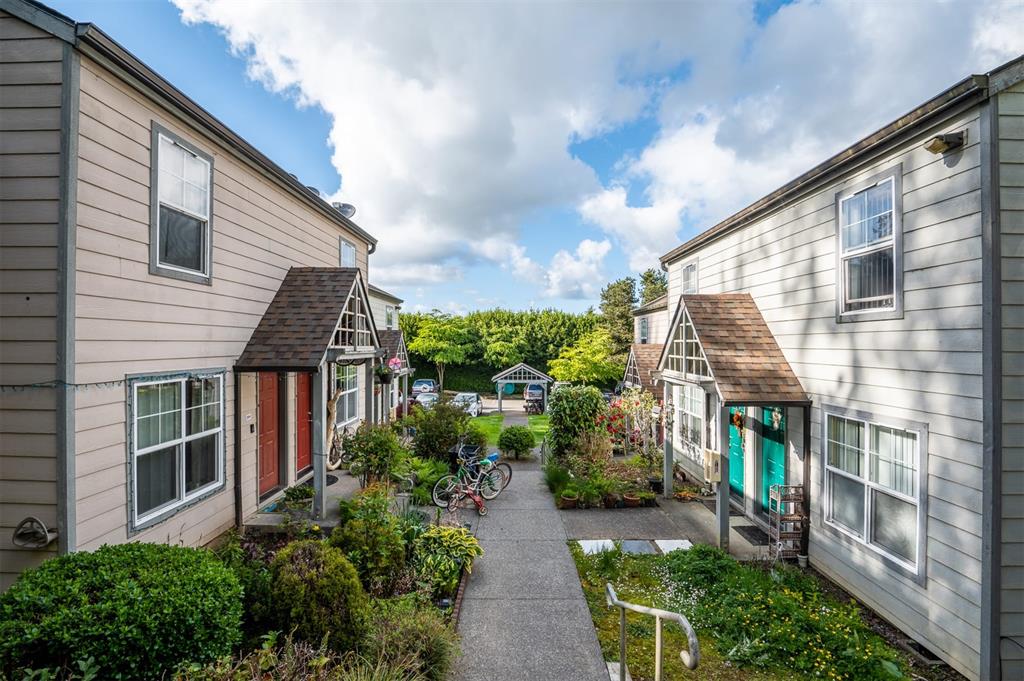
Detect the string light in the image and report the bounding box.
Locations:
[0,379,127,393]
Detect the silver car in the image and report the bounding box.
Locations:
[452,392,483,417]
[414,392,439,410]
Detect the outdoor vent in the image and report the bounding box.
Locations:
[923,131,965,154]
[12,516,57,549]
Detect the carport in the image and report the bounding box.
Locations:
[490,362,554,413]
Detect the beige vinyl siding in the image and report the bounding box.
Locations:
[0,11,64,589]
[368,293,397,332]
[633,310,669,346]
[665,106,984,678]
[71,55,371,550]
[998,81,1024,680]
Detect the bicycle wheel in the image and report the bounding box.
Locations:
[496,462,513,489]
[478,468,504,500]
[433,475,460,508]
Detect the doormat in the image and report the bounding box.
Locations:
[701,499,742,516]
[734,525,770,546]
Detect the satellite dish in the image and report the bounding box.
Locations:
[332,202,357,218]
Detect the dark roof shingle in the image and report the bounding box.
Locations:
[630,343,664,397]
[681,294,809,405]
[236,268,363,371]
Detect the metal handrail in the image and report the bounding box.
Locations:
[606,582,699,680]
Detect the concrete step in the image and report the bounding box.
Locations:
[606,661,633,681]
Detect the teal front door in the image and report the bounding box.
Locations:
[728,407,745,497]
[761,406,786,513]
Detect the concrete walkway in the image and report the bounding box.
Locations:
[453,457,609,681]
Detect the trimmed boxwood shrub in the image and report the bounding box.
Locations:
[270,540,369,652]
[0,543,242,680]
[498,424,535,459]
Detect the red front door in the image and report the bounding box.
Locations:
[258,372,280,496]
[296,373,312,474]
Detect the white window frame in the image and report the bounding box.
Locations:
[834,166,903,322]
[385,305,395,330]
[821,406,926,580]
[334,364,360,426]
[340,238,357,268]
[681,260,698,294]
[129,371,225,531]
[673,383,704,465]
[639,316,649,344]
[149,123,214,285]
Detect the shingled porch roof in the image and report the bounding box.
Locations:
[625,343,664,397]
[378,329,412,374]
[235,267,379,372]
[661,293,810,406]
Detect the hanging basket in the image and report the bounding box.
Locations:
[377,372,394,385]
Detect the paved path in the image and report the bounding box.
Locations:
[453,457,609,681]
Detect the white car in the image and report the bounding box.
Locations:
[414,392,439,410]
[452,392,483,417]
[412,378,437,395]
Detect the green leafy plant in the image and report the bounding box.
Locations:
[329,486,407,596]
[0,543,242,680]
[497,424,535,460]
[543,458,571,495]
[403,399,476,462]
[344,423,408,487]
[362,598,459,681]
[214,531,275,645]
[270,540,369,653]
[406,313,474,391]
[546,384,607,458]
[412,526,483,598]
[547,328,623,385]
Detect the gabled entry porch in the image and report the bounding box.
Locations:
[656,294,812,558]
[234,267,382,524]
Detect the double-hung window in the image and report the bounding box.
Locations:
[824,409,923,574]
[385,305,395,329]
[334,364,359,425]
[151,125,213,283]
[130,372,224,529]
[836,169,902,319]
[673,383,704,464]
[340,238,357,268]
[639,317,649,344]
[681,261,698,294]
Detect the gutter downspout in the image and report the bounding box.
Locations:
[233,370,243,528]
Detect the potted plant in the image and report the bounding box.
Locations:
[375,362,394,385]
[603,491,622,509]
[648,472,664,495]
[558,488,578,510]
[639,491,657,507]
[622,490,641,508]
[281,484,315,518]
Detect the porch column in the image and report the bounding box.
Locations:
[498,382,503,413]
[542,382,548,412]
[662,382,673,500]
[364,361,375,425]
[801,403,812,559]
[312,365,326,518]
[403,372,410,424]
[716,399,730,552]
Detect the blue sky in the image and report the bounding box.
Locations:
[49,0,1021,314]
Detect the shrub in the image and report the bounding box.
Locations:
[564,430,612,479]
[176,631,424,681]
[344,424,408,486]
[403,400,474,461]
[0,543,242,680]
[409,457,448,506]
[214,531,275,644]
[362,598,459,681]
[329,487,406,597]
[270,540,369,653]
[547,385,606,458]
[412,526,483,598]
[497,424,535,459]
[543,458,571,494]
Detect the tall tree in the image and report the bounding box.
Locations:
[547,328,623,385]
[639,268,668,305]
[599,277,636,356]
[406,312,473,392]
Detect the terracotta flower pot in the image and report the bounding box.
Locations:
[623,493,641,508]
[558,493,578,510]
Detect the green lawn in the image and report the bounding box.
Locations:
[527,414,550,442]
[471,413,504,447]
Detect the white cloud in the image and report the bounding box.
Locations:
[544,239,612,299]
[581,0,1024,264]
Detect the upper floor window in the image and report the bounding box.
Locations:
[836,168,903,320]
[639,317,649,344]
[150,124,213,284]
[681,261,698,294]
[823,408,924,576]
[129,371,224,530]
[340,238,357,268]
[385,305,395,329]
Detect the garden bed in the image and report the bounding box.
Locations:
[571,542,961,681]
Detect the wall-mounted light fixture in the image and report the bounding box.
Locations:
[923,131,965,155]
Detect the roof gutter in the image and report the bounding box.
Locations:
[72,23,378,252]
[660,74,988,266]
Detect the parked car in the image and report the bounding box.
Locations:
[523,383,545,400]
[412,378,437,395]
[414,392,439,410]
[452,392,483,417]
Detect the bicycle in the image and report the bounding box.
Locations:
[445,476,488,516]
[432,452,505,507]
